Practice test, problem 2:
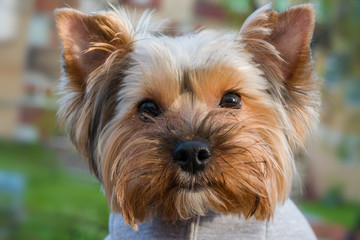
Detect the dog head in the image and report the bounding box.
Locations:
[56,4,318,229]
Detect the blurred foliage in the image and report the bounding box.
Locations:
[300,201,360,230]
[316,0,360,77]
[323,184,344,206]
[0,142,109,240]
[35,109,63,138]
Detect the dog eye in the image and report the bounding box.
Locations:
[138,100,161,121]
[219,92,242,109]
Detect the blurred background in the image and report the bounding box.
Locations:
[0,0,359,239]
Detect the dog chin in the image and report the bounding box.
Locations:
[175,189,211,218]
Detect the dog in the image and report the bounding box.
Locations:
[55,4,319,239]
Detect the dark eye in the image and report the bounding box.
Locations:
[219,92,242,109]
[138,100,161,121]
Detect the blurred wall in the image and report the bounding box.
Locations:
[0,0,34,138]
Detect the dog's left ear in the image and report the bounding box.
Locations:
[240,4,315,81]
[239,4,318,147]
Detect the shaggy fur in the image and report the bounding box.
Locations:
[56,4,318,230]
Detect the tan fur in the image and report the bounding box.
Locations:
[100,75,293,228]
[56,5,318,230]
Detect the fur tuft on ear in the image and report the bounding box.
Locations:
[55,8,134,90]
[55,8,135,179]
[239,4,319,148]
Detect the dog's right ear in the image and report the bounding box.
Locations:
[55,9,134,179]
[55,8,134,92]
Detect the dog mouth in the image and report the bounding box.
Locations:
[178,183,207,192]
[176,177,215,192]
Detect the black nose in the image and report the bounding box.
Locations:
[173,140,211,174]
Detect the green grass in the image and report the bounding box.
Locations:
[0,141,109,240]
[299,201,360,230]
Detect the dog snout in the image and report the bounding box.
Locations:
[172,140,211,174]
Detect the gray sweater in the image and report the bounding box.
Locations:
[105,199,316,240]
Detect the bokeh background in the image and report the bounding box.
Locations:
[0,0,359,239]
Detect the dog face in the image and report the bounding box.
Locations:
[56,4,318,229]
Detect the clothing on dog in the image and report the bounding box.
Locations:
[106,199,315,240]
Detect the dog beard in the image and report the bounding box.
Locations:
[100,103,292,229]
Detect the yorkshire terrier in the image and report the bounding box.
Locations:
[56,4,319,239]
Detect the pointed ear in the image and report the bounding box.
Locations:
[55,8,133,92]
[55,8,134,180]
[270,5,315,79]
[240,4,315,80]
[240,4,318,147]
